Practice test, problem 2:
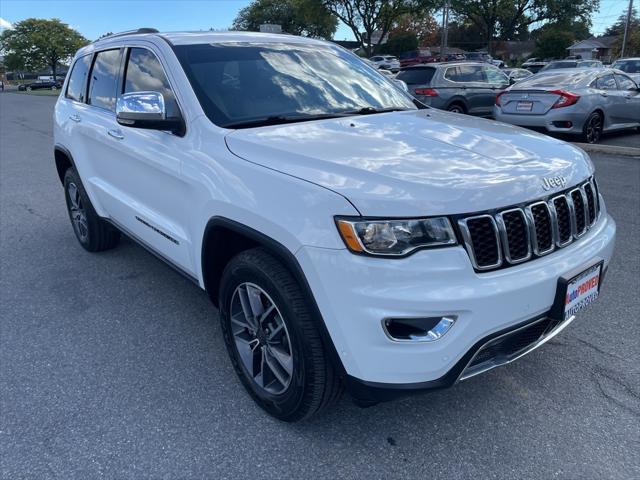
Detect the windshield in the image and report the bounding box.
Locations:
[543,61,578,70]
[612,59,640,73]
[174,42,415,128]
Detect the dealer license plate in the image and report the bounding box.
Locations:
[563,263,602,320]
[516,101,533,112]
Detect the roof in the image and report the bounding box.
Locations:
[567,36,617,50]
[401,61,486,69]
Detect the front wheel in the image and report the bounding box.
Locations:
[583,112,603,144]
[219,248,342,421]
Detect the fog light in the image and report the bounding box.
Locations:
[383,316,456,342]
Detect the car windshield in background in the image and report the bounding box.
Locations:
[173,42,415,128]
[514,71,593,88]
[544,61,578,70]
[396,68,436,85]
[612,59,640,73]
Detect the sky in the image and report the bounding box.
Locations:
[0,0,631,41]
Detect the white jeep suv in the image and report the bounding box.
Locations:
[54,30,616,421]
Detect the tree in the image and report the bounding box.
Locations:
[321,0,437,57]
[450,0,600,53]
[390,13,438,47]
[232,0,338,39]
[0,18,87,80]
[534,28,575,59]
[380,31,419,56]
[604,8,638,37]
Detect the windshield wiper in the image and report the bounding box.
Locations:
[348,106,411,115]
[223,113,353,129]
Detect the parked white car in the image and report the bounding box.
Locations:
[54,30,616,421]
[369,55,400,71]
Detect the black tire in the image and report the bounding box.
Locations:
[447,103,466,114]
[582,111,603,144]
[63,168,120,252]
[219,247,342,421]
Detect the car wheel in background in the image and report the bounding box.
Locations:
[583,111,603,144]
[447,103,466,114]
[219,248,342,422]
[26,86,32,91]
[63,168,120,252]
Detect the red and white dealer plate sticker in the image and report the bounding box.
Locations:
[564,264,602,320]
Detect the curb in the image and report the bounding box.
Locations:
[573,142,640,158]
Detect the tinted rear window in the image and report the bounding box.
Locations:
[88,49,121,111]
[396,68,435,85]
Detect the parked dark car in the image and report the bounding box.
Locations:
[18,80,62,91]
[464,52,493,63]
[396,62,509,116]
[399,49,437,67]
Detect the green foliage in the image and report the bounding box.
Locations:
[450,0,599,52]
[534,28,575,59]
[604,8,638,37]
[380,31,419,56]
[322,0,438,56]
[232,0,338,39]
[0,18,88,78]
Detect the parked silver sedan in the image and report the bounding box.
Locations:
[494,68,640,143]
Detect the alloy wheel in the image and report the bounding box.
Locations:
[67,182,89,242]
[586,114,602,143]
[230,282,293,395]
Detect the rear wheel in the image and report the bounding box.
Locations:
[447,103,466,114]
[26,86,32,92]
[219,248,342,421]
[63,168,120,252]
[583,111,603,144]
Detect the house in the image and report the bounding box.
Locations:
[567,36,616,62]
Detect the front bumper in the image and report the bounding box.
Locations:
[296,212,616,390]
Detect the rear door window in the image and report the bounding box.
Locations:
[65,54,92,102]
[88,49,122,111]
[596,74,617,90]
[444,65,484,83]
[396,68,435,85]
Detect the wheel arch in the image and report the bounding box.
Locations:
[54,144,76,185]
[201,216,347,376]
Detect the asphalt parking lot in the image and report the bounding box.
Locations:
[1,92,639,480]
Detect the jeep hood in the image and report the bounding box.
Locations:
[225,109,593,217]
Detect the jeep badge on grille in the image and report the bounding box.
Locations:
[541,176,567,191]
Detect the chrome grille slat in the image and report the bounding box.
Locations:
[459,177,600,272]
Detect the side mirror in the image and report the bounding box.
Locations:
[116,91,184,136]
[509,76,517,85]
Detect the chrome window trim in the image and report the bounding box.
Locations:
[524,201,556,256]
[495,208,532,264]
[458,214,503,270]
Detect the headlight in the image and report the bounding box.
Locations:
[336,217,457,256]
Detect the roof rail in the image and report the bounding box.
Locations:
[95,28,159,42]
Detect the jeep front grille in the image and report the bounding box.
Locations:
[458,178,600,271]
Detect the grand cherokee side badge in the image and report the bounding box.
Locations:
[541,176,567,191]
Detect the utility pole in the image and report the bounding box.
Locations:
[621,0,633,58]
[440,0,450,59]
